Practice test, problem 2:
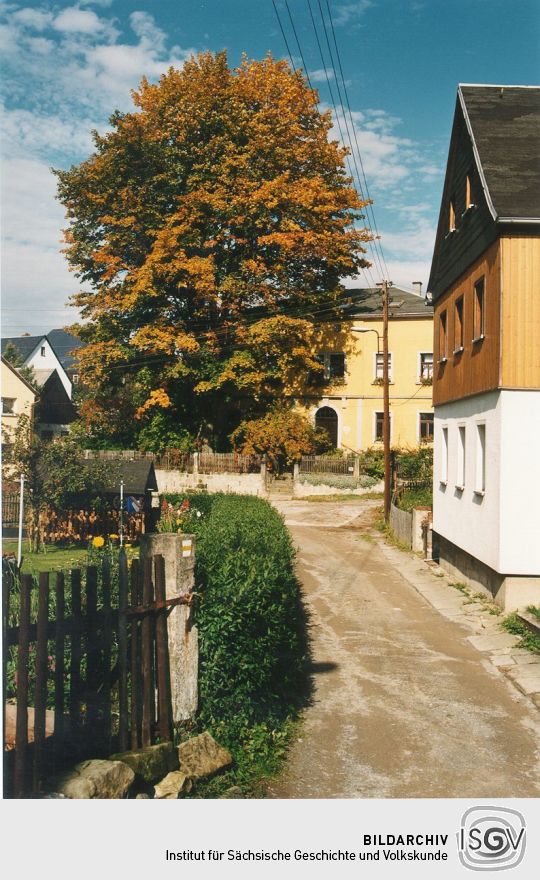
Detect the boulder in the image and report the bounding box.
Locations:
[154,771,192,799]
[178,732,232,780]
[109,742,178,784]
[55,759,134,799]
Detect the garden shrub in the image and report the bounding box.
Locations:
[193,494,308,743]
[298,473,378,489]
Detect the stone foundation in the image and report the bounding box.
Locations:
[434,532,540,611]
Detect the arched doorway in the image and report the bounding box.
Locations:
[315,406,338,448]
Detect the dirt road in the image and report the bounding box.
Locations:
[267,499,540,798]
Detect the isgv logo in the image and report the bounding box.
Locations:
[458,806,526,871]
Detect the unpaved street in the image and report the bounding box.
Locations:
[267,499,540,798]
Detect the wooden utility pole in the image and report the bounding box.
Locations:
[378,280,392,521]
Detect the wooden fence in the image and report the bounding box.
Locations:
[84,449,262,474]
[299,455,358,475]
[2,552,181,798]
[2,493,20,527]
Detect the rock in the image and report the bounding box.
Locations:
[55,759,134,799]
[154,771,191,799]
[135,793,151,799]
[109,742,178,783]
[178,732,232,780]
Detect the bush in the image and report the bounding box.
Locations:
[298,473,377,489]
[193,495,308,742]
[230,409,331,473]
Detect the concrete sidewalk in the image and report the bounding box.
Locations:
[267,499,540,798]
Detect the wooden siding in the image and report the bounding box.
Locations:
[428,97,498,301]
[433,240,501,406]
[501,235,540,388]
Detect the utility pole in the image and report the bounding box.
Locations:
[378,280,392,521]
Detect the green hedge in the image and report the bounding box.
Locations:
[298,473,378,489]
[193,495,308,740]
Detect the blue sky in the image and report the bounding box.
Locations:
[1,0,539,335]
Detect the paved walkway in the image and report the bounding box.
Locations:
[267,499,540,798]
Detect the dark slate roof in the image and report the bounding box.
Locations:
[84,459,158,495]
[460,85,540,220]
[47,329,85,371]
[340,286,433,318]
[1,335,44,360]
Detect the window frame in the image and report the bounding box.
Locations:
[473,277,485,343]
[474,422,486,496]
[1,397,16,415]
[454,295,464,354]
[419,351,434,382]
[440,425,449,485]
[374,351,393,382]
[418,411,434,443]
[456,424,466,491]
[374,410,392,443]
[438,310,448,363]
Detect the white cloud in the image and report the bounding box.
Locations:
[11,7,52,30]
[129,10,166,53]
[309,67,335,83]
[53,6,110,36]
[333,1,373,28]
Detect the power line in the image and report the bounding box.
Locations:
[283,0,313,88]
[271,0,297,71]
[323,0,390,279]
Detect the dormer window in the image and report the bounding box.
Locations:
[466,174,474,210]
[449,198,456,232]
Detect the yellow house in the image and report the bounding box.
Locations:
[1,356,37,443]
[296,286,434,450]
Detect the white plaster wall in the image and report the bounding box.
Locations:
[26,340,72,398]
[499,390,540,575]
[433,391,501,572]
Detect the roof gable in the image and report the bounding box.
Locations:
[1,356,38,397]
[459,85,540,221]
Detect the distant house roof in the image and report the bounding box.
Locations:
[85,459,158,495]
[47,329,85,371]
[459,84,540,221]
[340,286,433,319]
[1,335,45,361]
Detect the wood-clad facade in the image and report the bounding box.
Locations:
[501,235,540,388]
[429,85,540,610]
[433,240,501,406]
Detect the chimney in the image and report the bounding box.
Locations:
[412,281,423,298]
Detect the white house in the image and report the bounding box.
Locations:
[428,84,540,610]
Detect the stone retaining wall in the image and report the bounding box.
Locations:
[156,469,266,496]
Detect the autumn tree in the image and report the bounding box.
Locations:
[56,52,371,449]
[231,409,332,473]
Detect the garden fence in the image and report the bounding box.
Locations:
[299,455,358,475]
[84,450,261,474]
[2,493,20,527]
[2,552,182,798]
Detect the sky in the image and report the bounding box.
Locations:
[1,0,539,336]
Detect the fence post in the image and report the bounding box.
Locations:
[193,451,199,476]
[261,455,268,493]
[140,534,197,725]
[353,455,360,479]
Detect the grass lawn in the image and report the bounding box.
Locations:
[2,539,139,575]
[305,492,383,503]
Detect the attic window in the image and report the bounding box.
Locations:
[40,346,46,356]
[465,174,474,210]
[449,199,456,232]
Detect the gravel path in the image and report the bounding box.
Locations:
[267,499,540,798]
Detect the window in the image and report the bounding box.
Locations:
[375,352,392,382]
[454,296,464,352]
[420,352,433,382]
[438,310,448,362]
[456,425,466,490]
[466,174,474,210]
[419,412,434,443]
[327,353,345,380]
[72,373,79,385]
[449,198,456,232]
[441,426,449,484]
[40,346,46,356]
[475,424,486,495]
[1,397,16,415]
[473,278,485,341]
[374,411,391,442]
